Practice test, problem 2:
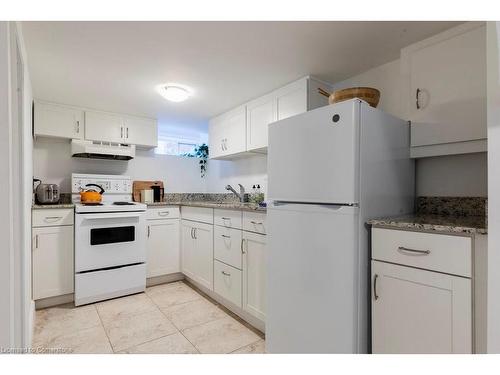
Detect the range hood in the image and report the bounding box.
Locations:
[71,139,135,160]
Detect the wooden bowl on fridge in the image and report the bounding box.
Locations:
[329,87,380,107]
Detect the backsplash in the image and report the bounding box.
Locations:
[416,196,487,217]
[163,193,240,204]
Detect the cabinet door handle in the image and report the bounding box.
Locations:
[126,127,129,139]
[397,246,430,255]
[193,228,197,239]
[241,238,246,254]
[221,234,230,239]
[373,274,379,300]
[190,228,194,239]
[221,271,231,277]
[44,216,62,222]
[35,234,39,249]
[416,88,421,109]
[121,126,123,139]
[76,120,80,134]
[147,225,150,238]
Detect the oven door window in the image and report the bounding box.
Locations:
[90,226,135,245]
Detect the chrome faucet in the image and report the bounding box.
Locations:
[225,184,246,202]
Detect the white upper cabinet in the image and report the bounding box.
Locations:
[401,22,486,158]
[85,111,124,144]
[209,76,331,158]
[122,116,158,148]
[209,105,247,159]
[34,101,157,149]
[85,110,157,148]
[34,101,84,140]
[274,78,308,121]
[246,92,277,152]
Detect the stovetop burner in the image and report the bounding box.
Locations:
[113,201,135,206]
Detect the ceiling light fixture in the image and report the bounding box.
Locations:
[156,84,191,103]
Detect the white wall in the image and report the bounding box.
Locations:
[487,21,500,353]
[206,154,268,194]
[33,138,206,193]
[332,59,488,197]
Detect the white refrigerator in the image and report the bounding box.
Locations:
[266,99,414,353]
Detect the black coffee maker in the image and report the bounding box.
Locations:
[150,185,164,202]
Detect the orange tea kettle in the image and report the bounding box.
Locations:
[79,184,105,203]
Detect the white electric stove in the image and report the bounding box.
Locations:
[72,173,147,306]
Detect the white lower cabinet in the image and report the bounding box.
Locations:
[371,227,472,354]
[146,218,180,278]
[181,219,214,291]
[32,221,74,300]
[214,260,242,307]
[242,231,266,321]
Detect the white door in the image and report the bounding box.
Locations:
[85,111,124,143]
[408,25,486,146]
[242,231,266,321]
[123,116,158,148]
[246,92,276,151]
[266,203,360,353]
[34,102,84,139]
[372,260,472,354]
[32,226,74,300]
[181,220,196,279]
[146,219,180,278]
[275,78,308,121]
[268,100,360,204]
[193,222,214,291]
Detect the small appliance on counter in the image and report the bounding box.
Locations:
[132,180,164,202]
[140,189,154,203]
[33,178,60,204]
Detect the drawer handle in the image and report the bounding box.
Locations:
[222,217,231,220]
[158,211,170,216]
[374,274,379,300]
[44,216,63,222]
[221,234,231,239]
[250,221,262,225]
[397,246,431,255]
[221,271,231,277]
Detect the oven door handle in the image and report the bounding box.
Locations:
[79,212,144,220]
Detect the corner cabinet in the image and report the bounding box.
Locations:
[401,22,486,158]
[209,76,332,158]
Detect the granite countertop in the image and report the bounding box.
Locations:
[32,203,75,210]
[368,214,487,235]
[147,201,267,213]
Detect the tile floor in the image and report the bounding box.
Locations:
[32,281,265,354]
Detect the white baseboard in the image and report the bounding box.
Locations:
[146,272,184,287]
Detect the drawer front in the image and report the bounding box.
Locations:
[214,260,242,308]
[214,226,243,269]
[146,206,180,220]
[33,208,74,227]
[243,211,267,234]
[372,228,472,277]
[214,209,242,229]
[181,206,214,224]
